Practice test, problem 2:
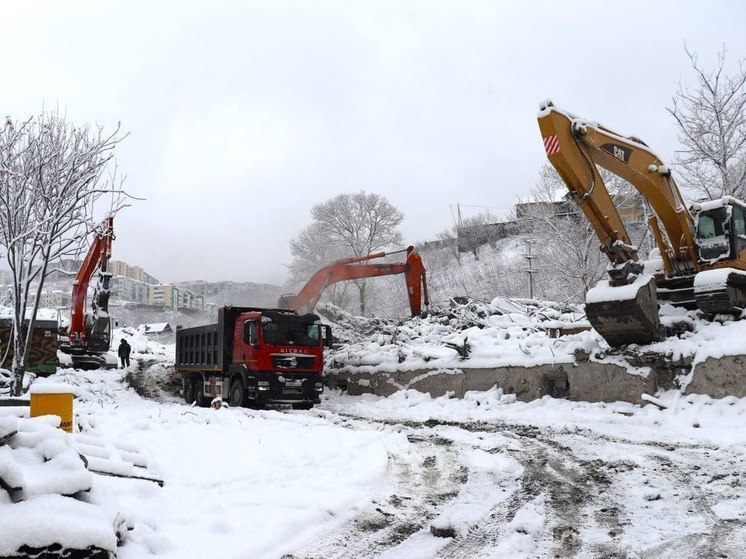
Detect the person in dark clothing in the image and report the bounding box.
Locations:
[118,338,131,368]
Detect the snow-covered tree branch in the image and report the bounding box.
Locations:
[667,45,746,200]
[0,109,132,395]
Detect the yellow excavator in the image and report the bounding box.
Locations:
[537,100,746,346]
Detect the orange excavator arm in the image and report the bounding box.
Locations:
[282,246,429,316]
[538,101,696,278]
[68,216,114,350]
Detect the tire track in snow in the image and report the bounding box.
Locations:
[282,430,465,559]
[284,408,745,559]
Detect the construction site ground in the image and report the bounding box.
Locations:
[1,300,745,558]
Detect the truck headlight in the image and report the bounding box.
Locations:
[258,380,270,391]
[315,382,323,392]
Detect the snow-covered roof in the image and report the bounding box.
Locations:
[142,322,172,333]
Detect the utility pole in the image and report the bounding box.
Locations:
[524,240,537,299]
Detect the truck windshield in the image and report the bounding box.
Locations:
[261,322,320,347]
[695,206,730,261]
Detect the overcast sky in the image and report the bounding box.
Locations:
[3,0,745,285]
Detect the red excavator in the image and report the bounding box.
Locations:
[58,216,115,369]
[278,246,429,316]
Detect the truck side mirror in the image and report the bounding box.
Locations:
[323,325,333,348]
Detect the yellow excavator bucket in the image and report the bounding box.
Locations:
[584,276,663,347]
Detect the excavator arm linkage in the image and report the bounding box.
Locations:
[537,101,698,346]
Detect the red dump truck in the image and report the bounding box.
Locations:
[175,306,332,409]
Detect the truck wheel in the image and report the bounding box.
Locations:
[184,377,194,404]
[193,378,207,407]
[229,378,246,407]
[184,376,195,404]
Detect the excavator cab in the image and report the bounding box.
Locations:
[693,199,746,263]
[691,199,746,314]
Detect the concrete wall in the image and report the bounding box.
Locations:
[325,354,746,404]
[326,361,656,405]
[686,355,746,399]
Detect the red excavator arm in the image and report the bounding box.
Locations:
[280,246,429,316]
[66,216,115,359]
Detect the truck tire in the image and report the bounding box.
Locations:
[184,376,195,404]
[229,378,246,408]
[193,377,207,407]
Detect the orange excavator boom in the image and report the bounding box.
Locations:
[281,246,429,316]
[63,216,115,366]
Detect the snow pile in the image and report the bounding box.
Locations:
[321,298,598,373]
[650,306,746,364]
[0,415,119,557]
[112,325,175,364]
[321,296,746,379]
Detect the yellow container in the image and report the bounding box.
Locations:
[30,388,74,433]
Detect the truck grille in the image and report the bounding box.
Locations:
[271,355,315,369]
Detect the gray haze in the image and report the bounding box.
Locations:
[3,0,745,284]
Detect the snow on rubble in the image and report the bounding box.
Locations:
[320,298,593,371]
[319,297,746,378]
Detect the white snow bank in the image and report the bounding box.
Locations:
[0,495,117,555]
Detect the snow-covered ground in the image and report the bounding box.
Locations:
[1,311,745,558]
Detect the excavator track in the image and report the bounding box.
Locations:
[694,269,746,315]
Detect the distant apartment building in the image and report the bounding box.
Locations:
[37,290,72,310]
[177,289,204,310]
[110,276,152,305]
[149,284,179,310]
[109,260,159,285]
[146,283,202,310]
[173,280,209,299]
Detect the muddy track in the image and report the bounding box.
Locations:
[285,409,745,559]
[434,432,630,558]
[282,430,466,559]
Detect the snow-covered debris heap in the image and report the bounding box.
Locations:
[320,297,593,373]
[0,415,120,559]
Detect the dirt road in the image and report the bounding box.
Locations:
[285,407,746,559]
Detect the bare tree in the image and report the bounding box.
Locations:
[456,210,502,261]
[519,164,608,302]
[667,45,746,200]
[0,110,129,395]
[286,222,353,309]
[289,191,404,315]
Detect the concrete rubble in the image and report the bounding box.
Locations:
[319,299,746,404]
